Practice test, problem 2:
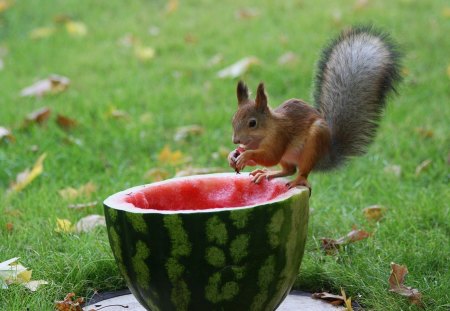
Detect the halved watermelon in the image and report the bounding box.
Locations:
[104,173,309,311]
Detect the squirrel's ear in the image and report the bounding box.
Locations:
[236,80,249,105]
[255,82,268,111]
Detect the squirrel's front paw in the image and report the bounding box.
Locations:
[286,176,311,196]
[235,151,251,171]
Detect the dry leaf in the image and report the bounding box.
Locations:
[447,64,450,79]
[0,258,47,291]
[5,223,13,233]
[415,127,434,138]
[166,0,178,14]
[277,52,298,66]
[363,205,387,222]
[29,27,55,40]
[0,0,11,13]
[0,58,3,71]
[67,201,98,209]
[235,7,260,20]
[443,7,450,18]
[58,181,97,200]
[55,292,84,311]
[56,114,78,130]
[24,107,52,126]
[65,21,87,37]
[184,33,198,44]
[134,46,156,62]
[148,26,160,36]
[23,280,49,292]
[8,153,47,194]
[312,291,346,306]
[174,125,204,141]
[105,107,130,120]
[388,262,422,306]
[158,145,187,165]
[206,54,223,68]
[354,0,369,10]
[0,126,15,142]
[54,218,74,233]
[144,168,170,182]
[20,75,70,97]
[415,159,432,176]
[384,164,402,177]
[341,288,353,311]
[217,57,260,79]
[175,167,228,177]
[331,9,343,25]
[75,214,106,233]
[321,228,371,254]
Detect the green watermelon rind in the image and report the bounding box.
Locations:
[104,173,309,311]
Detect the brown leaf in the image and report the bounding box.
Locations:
[415,159,432,176]
[363,205,387,222]
[388,262,422,306]
[312,291,346,306]
[415,127,434,138]
[0,126,15,142]
[55,292,84,311]
[20,75,70,97]
[321,228,371,254]
[56,114,78,130]
[58,181,97,201]
[5,222,13,233]
[235,7,260,20]
[174,125,204,141]
[24,107,52,126]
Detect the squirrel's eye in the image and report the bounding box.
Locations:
[248,119,257,128]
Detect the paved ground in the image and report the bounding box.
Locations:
[84,290,344,311]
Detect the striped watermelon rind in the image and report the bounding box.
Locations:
[104,173,309,311]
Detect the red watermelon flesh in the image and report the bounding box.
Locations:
[124,174,289,211]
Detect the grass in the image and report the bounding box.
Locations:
[0,0,449,309]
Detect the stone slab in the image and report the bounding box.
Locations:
[84,290,344,311]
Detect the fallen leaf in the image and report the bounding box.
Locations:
[20,75,70,97]
[174,125,204,141]
[55,292,84,311]
[388,262,422,306]
[65,21,87,37]
[206,54,223,68]
[8,153,47,194]
[148,26,160,36]
[363,205,387,222]
[415,159,432,176]
[53,14,73,24]
[235,7,260,20]
[312,291,346,306]
[75,214,106,233]
[67,201,98,209]
[277,52,298,66]
[415,127,434,138]
[134,46,156,62]
[144,168,170,182]
[106,107,130,120]
[341,288,353,311]
[118,33,139,48]
[5,223,13,233]
[24,107,52,126]
[354,0,369,10]
[58,181,97,200]
[384,164,402,177]
[56,114,78,130]
[321,228,371,254]
[0,0,11,13]
[166,0,178,14]
[29,27,55,40]
[331,9,343,25]
[158,145,188,165]
[62,135,84,146]
[175,167,228,177]
[0,58,3,71]
[54,218,74,233]
[0,258,47,291]
[217,56,260,79]
[0,126,15,142]
[443,7,450,18]
[184,33,198,44]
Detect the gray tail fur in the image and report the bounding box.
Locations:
[313,26,402,171]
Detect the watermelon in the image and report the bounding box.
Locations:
[103,173,309,311]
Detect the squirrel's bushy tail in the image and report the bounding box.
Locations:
[313,26,402,170]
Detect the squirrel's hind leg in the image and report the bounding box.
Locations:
[250,162,296,184]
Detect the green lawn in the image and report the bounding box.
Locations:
[1,0,449,310]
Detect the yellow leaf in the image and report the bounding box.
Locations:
[8,153,47,193]
[17,269,32,283]
[166,0,178,14]
[134,46,156,62]
[442,7,450,18]
[158,145,185,165]
[144,168,170,182]
[29,27,55,40]
[447,64,450,79]
[341,288,353,311]
[55,218,74,233]
[65,21,87,37]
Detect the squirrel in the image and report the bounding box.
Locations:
[228,27,402,191]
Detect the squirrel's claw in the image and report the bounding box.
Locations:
[286,177,312,196]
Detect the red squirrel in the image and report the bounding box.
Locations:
[228,27,402,191]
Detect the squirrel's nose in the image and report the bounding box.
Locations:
[232,135,240,145]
